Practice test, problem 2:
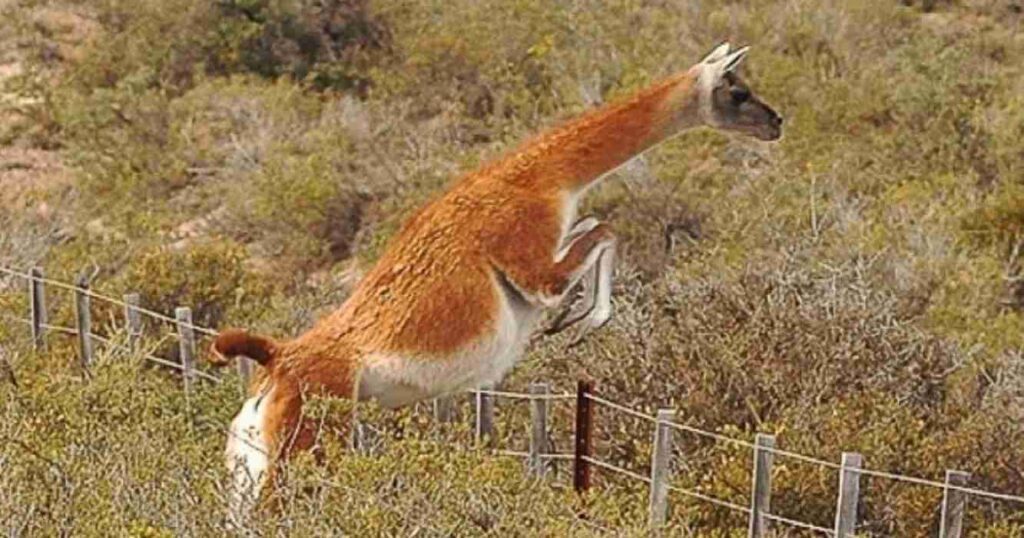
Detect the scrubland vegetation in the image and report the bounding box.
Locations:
[1,0,1023,535]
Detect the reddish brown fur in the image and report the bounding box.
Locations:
[284,70,699,358]
[212,329,276,366]
[217,67,708,497]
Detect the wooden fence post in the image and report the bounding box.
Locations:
[74,273,93,369]
[574,379,595,493]
[237,356,252,394]
[475,388,495,444]
[649,409,676,529]
[939,470,969,538]
[529,382,550,477]
[123,292,142,351]
[351,415,375,455]
[433,396,455,423]
[748,434,776,537]
[29,267,46,351]
[834,452,863,538]
[175,307,195,394]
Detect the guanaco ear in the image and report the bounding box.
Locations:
[720,46,750,73]
[700,42,732,65]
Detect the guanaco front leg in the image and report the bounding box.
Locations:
[565,239,616,345]
[547,217,616,339]
[493,217,616,334]
[543,222,614,307]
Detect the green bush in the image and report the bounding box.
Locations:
[45,0,387,96]
[122,240,274,329]
[0,339,665,535]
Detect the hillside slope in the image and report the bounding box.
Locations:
[1,0,1023,534]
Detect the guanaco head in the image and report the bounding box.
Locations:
[696,43,783,141]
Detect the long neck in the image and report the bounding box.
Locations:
[490,68,702,192]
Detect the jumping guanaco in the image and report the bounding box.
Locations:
[212,43,782,515]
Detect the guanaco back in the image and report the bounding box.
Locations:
[212,43,782,515]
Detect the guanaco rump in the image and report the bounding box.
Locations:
[212,43,782,513]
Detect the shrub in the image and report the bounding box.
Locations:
[122,240,274,329]
[41,0,388,96]
[0,337,665,535]
[245,146,370,266]
[216,0,390,94]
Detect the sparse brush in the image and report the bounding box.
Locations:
[2,0,1023,534]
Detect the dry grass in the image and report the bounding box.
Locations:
[1,0,1023,534]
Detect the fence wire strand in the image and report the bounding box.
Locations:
[764,445,843,470]
[24,319,79,337]
[495,449,529,458]
[853,467,1024,505]
[665,483,750,514]
[473,388,575,401]
[581,455,651,483]
[4,264,1024,518]
[495,449,574,461]
[0,265,219,336]
[2,312,222,383]
[661,420,759,450]
[763,512,836,535]
[584,393,658,423]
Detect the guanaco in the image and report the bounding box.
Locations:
[212,43,782,514]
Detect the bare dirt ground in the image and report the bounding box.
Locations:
[0,147,68,209]
[0,2,86,269]
[0,2,89,208]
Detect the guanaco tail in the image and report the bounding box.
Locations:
[211,43,782,515]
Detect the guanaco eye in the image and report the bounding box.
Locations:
[731,87,750,104]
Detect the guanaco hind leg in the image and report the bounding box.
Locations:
[556,216,600,261]
[225,387,273,523]
[225,376,350,521]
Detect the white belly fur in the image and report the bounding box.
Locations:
[358,275,542,409]
[359,189,588,409]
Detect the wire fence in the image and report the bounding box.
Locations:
[2,265,1023,537]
